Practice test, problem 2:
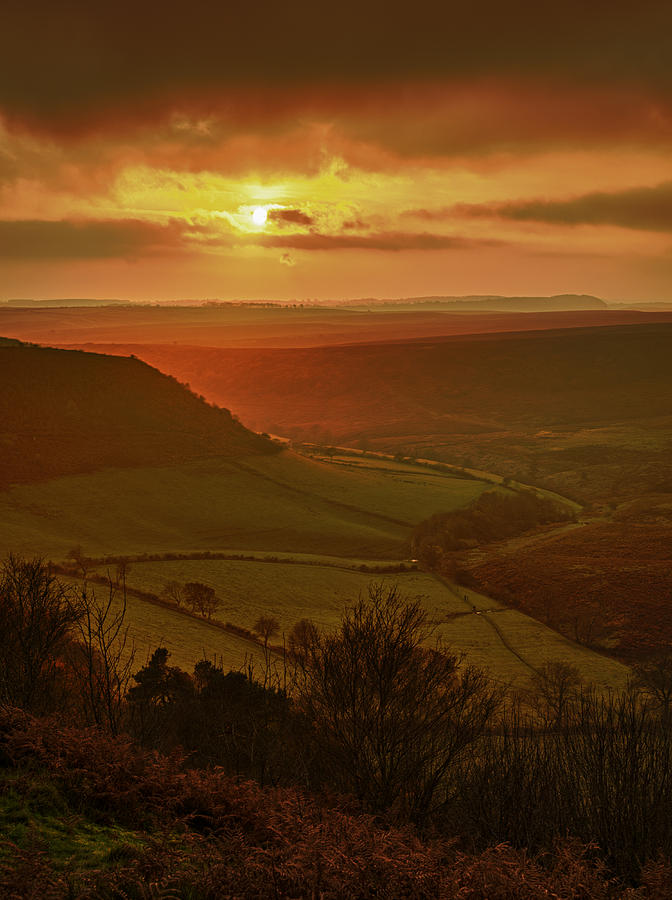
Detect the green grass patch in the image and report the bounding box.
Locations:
[123,559,450,633]
[0,451,493,562]
[0,770,146,871]
[62,572,262,672]
[437,580,631,691]
[117,558,630,690]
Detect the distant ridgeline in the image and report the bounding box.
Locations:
[342,294,608,311]
[0,340,276,487]
[409,294,607,311]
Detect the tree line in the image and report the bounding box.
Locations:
[411,487,575,568]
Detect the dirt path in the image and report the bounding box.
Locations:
[432,573,539,674]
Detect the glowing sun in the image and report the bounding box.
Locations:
[252,206,268,226]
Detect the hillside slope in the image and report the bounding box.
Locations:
[0,342,275,487]
[72,323,672,437]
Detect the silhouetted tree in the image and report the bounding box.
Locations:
[527,660,583,729]
[161,580,185,607]
[66,545,90,578]
[288,618,319,657]
[0,554,81,713]
[70,574,135,736]
[253,615,280,646]
[184,581,218,618]
[253,615,281,689]
[126,647,193,746]
[632,647,672,725]
[293,583,501,821]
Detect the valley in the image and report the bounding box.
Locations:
[1,318,668,689]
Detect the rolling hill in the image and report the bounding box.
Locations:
[0,336,635,691]
[68,324,672,464]
[0,341,275,487]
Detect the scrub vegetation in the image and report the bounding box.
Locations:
[0,559,670,897]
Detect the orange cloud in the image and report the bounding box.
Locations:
[268,209,315,227]
[2,2,672,300]
[3,0,672,130]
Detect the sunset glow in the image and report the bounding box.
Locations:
[1,3,671,301]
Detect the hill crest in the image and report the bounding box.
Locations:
[0,341,276,487]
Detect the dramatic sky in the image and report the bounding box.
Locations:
[2,0,672,301]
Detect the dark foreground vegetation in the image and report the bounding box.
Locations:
[2,554,672,897]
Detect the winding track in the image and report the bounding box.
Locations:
[433,573,539,674]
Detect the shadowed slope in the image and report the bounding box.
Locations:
[72,323,672,439]
[0,342,276,487]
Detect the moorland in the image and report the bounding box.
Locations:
[1,296,671,895]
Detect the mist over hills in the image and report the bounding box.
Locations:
[341,294,608,311]
[0,341,275,487]
[3,301,672,350]
[1,298,128,308]
[1,293,606,311]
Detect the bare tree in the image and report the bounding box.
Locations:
[254,615,280,647]
[288,618,319,658]
[114,558,131,588]
[66,545,90,578]
[71,572,135,735]
[293,583,501,821]
[0,555,82,714]
[632,647,672,725]
[162,580,185,607]
[184,581,219,618]
[527,660,583,729]
[253,615,281,689]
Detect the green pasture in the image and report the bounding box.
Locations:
[0,443,629,689]
[240,451,494,525]
[438,580,630,691]
[118,560,449,633]
[63,574,262,673]
[117,558,630,690]
[0,450,493,561]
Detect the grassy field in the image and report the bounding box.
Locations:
[0,769,148,872]
[0,450,494,561]
[62,573,264,673]
[0,443,632,690]
[110,557,630,691]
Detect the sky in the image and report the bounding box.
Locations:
[1,0,672,302]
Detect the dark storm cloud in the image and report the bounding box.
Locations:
[268,209,314,226]
[0,219,185,259]
[457,182,672,233]
[2,0,672,127]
